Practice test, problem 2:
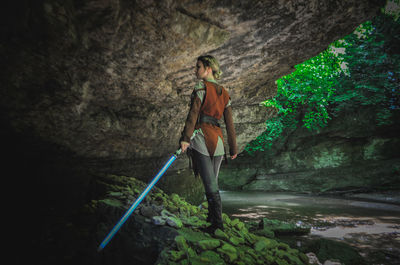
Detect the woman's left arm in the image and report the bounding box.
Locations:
[223,106,238,159]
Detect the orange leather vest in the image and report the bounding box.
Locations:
[196,81,230,156]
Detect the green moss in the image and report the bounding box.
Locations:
[181,216,206,227]
[254,238,279,252]
[169,250,185,261]
[198,250,224,264]
[175,235,188,251]
[254,239,267,252]
[222,213,231,225]
[199,213,208,221]
[265,253,275,264]
[97,175,310,265]
[167,205,179,213]
[98,198,123,207]
[229,235,244,246]
[243,231,259,244]
[302,238,365,265]
[214,228,229,241]
[246,248,258,260]
[217,242,238,262]
[275,249,298,264]
[299,252,309,264]
[278,242,290,251]
[166,216,183,228]
[260,218,311,236]
[197,239,221,250]
[186,247,197,258]
[275,258,290,265]
[235,220,245,230]
[230,218,240,227]
[254,228,275,238]
[287,254,304,265]
[179,259,189,265]
[241,254,256,264]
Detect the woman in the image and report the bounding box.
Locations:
[180,55,238,233]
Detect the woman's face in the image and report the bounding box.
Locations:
[195,60,210,79]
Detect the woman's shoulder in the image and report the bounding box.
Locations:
[194,81,206,91]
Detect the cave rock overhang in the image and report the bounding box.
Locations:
[1,0,383,165]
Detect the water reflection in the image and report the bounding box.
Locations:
[221,191,400,223]
[220,191,400,264]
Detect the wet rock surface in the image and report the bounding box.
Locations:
[219,107,400,193]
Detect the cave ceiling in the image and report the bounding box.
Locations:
[1,0,383,162]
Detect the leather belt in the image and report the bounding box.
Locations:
[199,114,220,127]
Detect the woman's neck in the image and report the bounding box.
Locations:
[203,75,215,82]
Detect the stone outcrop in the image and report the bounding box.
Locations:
[219,107,400,193]
[1,0,383,186]
[32,174,312,265]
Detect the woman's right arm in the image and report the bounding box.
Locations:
[179,94,202,151]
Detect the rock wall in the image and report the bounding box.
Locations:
[0,0,384,202]
[219,107,400,193]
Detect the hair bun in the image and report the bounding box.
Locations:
[214,69,223,79]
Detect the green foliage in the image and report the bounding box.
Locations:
[245,14,400,154]
[245,42,345,153]
[332,17,400,126]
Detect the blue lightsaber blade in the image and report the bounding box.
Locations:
[98,149,182,251]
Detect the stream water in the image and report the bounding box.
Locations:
[220,191,400,265]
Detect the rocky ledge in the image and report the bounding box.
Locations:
[31,174,325,265]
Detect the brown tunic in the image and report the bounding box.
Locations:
[180,81,238,157]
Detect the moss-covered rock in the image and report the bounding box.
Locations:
[230,218,241,227]
[217,242,238,262]
[169,250,185,261]
[175,235,188,251]
[229,235,244,246]
[254,237,279,252]
[94,175,310,265]
[152,215,166,225]
[198,250,225,264]
[254,227,275,238]
[186,247,197,258]
[222,213,231,225]
[197,239,221,250]
[166,216,183,228]
[302,238,365,265]
[259,218,311,236]
[98,198,124,208]
[214,228,229,241]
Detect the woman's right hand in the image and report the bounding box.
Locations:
[180,141,190,153]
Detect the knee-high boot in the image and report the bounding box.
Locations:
[205,192,223,232]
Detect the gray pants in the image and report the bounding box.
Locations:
[192,149,223,194]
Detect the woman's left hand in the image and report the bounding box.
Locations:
[231,154,237,160]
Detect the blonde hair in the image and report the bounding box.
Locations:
[197,55,222,79]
